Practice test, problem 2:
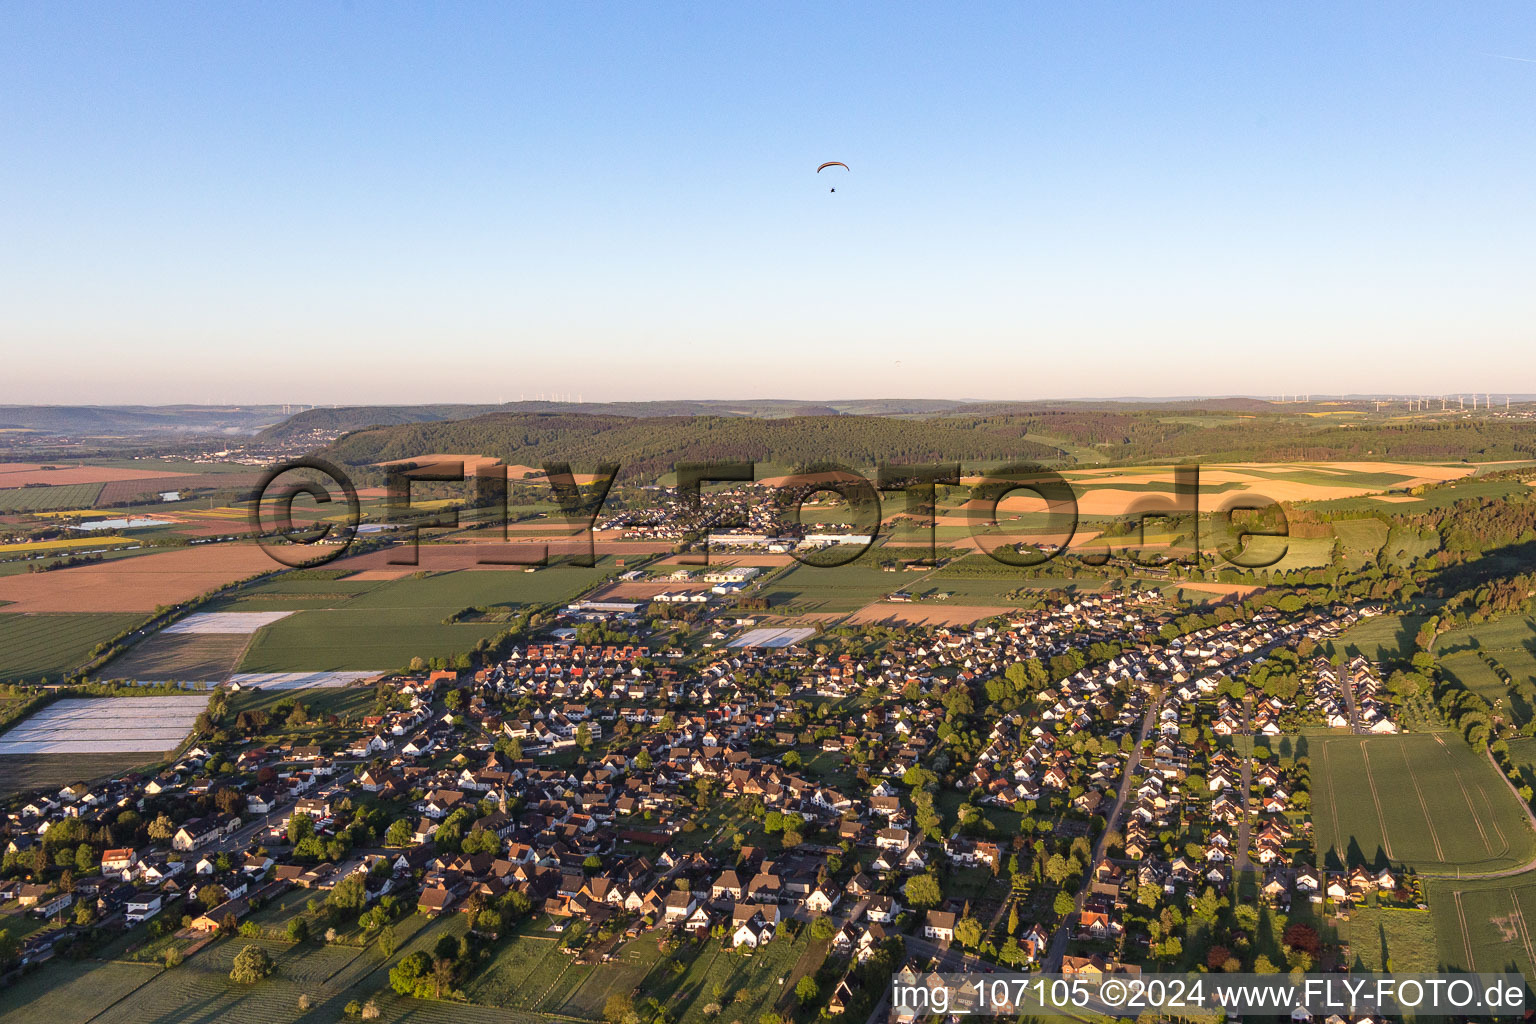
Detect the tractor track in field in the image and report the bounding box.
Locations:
[1387,737,1445,861]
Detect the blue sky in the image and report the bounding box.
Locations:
[2,3,1534,403]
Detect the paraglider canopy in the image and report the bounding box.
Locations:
[816,161,849,173]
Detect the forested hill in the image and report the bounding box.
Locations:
[321,408,1536,478]
[258,399,971,442]
[323,413,1064,478]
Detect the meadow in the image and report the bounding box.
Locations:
[1330,518,1389,567]
[1340,905,1440,973]
[1329,611,1432,665]
[1309,731,1536,876]
[1436,617,1536,725]
[1439,652,1529,726]
[1436,615,1536,661]
[1229,535,1335,574]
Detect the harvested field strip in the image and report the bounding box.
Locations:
[0,463,193,486]
[96,632,252,683]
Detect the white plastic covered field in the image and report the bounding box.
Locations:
[0,695,209,754]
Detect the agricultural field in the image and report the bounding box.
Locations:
[628,929,814,1024]
[0,482,104,512]
[0,695,208,754]
[97,632,253,683]
[0,751,163,797]
[0,957,158,1024]
[462,919,581,1010]
[1310,732,1536,876]
[233,564,612,672]
[553,938,664,1018]
[224,682,377,725]
[763,563,918,613]
[0,544,279,613]
[0,536,139,556]
[97,471,268,505]
[845,602,1013,626]
[1,909,518,1024]
[0,611,145,681]
[1436,617,1536,725]
[1437,615,1536,662]
[1307,476,1533,516]
[1425,875,1536,974]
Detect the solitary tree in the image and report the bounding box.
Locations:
[229,944,275,984]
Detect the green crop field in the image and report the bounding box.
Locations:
[0,611,145,682]
[1435,617,1536,725]
[463,929,568,1008]
[764,563,915,612]
[919,573,1029,604]
[1426,876,1536,974]
[0,483,104,513]
[29,912,550,1024]
[555,939,663,1018]
[1307,477,1531,515]
[1310,732,1536,875]
[632,930,813,1024]
[230,563,613,672]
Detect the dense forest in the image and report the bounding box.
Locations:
[325,413,1064,479]
[259,398,973,442]
[320,408,1536,479]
